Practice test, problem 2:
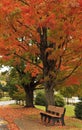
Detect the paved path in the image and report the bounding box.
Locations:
[0,118,9,130]
[0,100,15,130]
[15,116,56,130]
[0,100,15,106]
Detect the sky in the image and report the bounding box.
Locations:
[0,65,10,72]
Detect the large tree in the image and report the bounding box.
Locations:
[0,0,82,105]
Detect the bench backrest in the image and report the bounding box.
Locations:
[47,105,66,116]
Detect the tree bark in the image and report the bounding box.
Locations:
[24,86,34,107]
[45,86,55,106]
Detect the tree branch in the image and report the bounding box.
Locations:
[14,52,43,70]
[57,58,82,83]
[18,0,29,6]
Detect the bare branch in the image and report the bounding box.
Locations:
[18,0,29,6]
[14,52,43,70]
[57,58,82,83]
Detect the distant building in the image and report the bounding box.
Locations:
[65,97,80,104]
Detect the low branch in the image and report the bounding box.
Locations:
[17,43,29,52]
[35,87,44,90]
[18,0,29,6]
[57,58,82,83]
[14,52,43,70]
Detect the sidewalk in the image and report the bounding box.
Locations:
[0,118,9,130]
[15,116,55,130]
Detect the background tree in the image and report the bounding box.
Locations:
[0,71,9,97]
[0,0,82,106]
[60,85,77,98]
[60,85,77,104]
[5,59,41,107]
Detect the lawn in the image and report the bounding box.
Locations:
[65,105,75,117]
[0,96,12,101]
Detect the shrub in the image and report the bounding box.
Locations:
[13,91,26,101]
[0,89,3,98]
[35,91,47,106]
[75,101,82,119]
[35,91,65,107]
[55,93,65,107]
[79,97,82,101]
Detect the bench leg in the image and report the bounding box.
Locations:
[61,117,65,126]
[40,114,47,122]
[52,118,55,125]
[41,114,44,121]
[44,116,47,122]
[50,118,57,125]
[51,118,60,126]
[47,116,51,123]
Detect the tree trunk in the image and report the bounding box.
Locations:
[24,86,34,107]
[39,27,56,107]
[45,86,55,106]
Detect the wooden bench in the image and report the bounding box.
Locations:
[40,105,66,126]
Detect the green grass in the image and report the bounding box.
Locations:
[35,105,75,117]
[65,105,75,117]
[35,105,45,111]
[0,97,12,101]
[66,118,82,128]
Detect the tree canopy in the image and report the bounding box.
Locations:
[0,0,82,105]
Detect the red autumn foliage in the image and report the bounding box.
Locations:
[0,0,82,105]
[65,76,80,85]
